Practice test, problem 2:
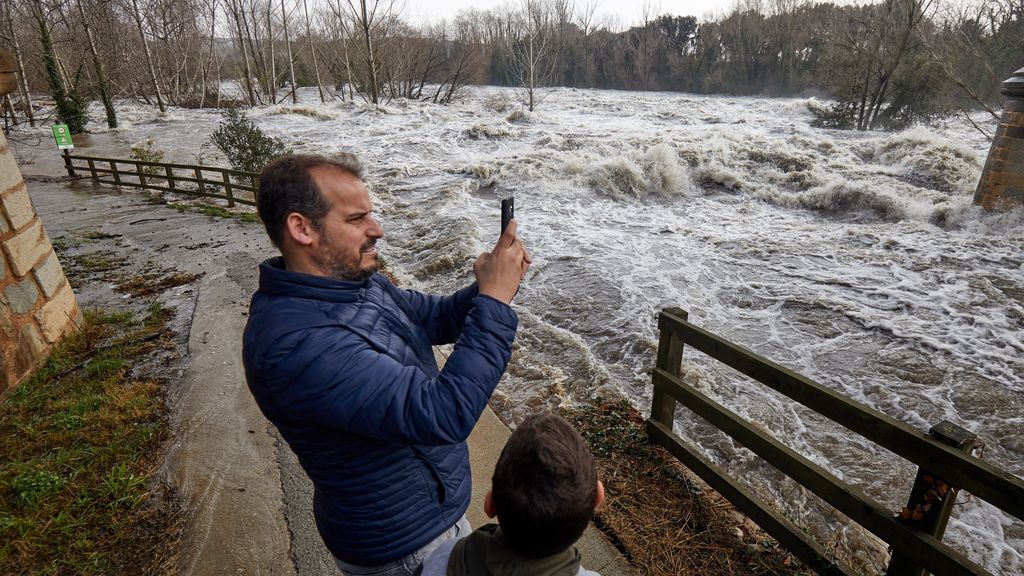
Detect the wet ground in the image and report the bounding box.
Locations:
[18,150,336,574]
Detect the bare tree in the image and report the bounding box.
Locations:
[226,0,259,104]
[267,0,277,101]
[0,0,35,126]
[352,0,380,104]
[509,0,556,111]
[130,0,166,112]
[199,0,221,108]
[575,0,599,87]
[77,0,117,127]
[923,0,1018,123]
[302,0,326,102]
[837,0,935,130]
[324,0,357,100]
[282,0,297,103]
[332,0,400,105]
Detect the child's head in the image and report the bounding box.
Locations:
[485,412,604,558]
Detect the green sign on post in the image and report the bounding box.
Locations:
[52,124,74,150]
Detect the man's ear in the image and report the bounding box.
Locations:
[285,212,317,247]
[484,489,497,519]
[594,480,605,511]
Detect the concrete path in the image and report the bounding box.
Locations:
[20,158,631,575]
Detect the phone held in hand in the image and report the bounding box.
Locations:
[501,197,514,235]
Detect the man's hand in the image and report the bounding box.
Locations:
[475,219,531,304]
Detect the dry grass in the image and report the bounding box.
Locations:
[562,402,814,576]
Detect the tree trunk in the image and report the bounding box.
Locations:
[4,6,35,126]
[229,0,257,105]
[344,37,355,101]
[359,0,378,104]
[528,32,535,111]
[200,1,218,108]
[33,0,85,133]
[3,94,15,130]
[77,0,116,128]
[55,47,71,92]
[240,5,267,103]
[267,1,277,102]
[304,0,325,102]
[282,0,297,103]
[130,0,165,112]
[215,53,223,107]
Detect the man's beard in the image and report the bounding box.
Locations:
[313,230,377,282]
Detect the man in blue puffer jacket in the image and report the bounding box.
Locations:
[242,153,531,576]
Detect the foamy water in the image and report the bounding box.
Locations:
[21,86,1023,572]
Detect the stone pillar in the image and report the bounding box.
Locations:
[1,49,82,393]
[974,68,1024,210]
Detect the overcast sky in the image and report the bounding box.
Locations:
[405,0,733,28]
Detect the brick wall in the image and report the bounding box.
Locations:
[974,70,1024,210]
[0,131,81,393]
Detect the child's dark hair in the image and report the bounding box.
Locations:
[492,412,598,558]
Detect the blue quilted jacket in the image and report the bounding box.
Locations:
[242,257,518,565]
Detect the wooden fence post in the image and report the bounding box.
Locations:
[62,149,76,177]
[651,307,688,428]
[110,160,120,184]
[86,158,97,179]
[886,421,981,576]
[165,165,175,190]
[222,169,235,207]
[136,163,147,189]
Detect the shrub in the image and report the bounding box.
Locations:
[130,139,165,175]
[483,91,513,113]
[807,100,856,129]
[208,108,292,174]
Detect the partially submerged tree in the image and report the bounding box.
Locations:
[824,0,937,130]
[508,0,556,111]
[76,0,116,128]
[30,0,87,133]
[129,0,166,112]
[0,0,35,126]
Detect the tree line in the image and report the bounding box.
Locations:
[1,0,1021,135]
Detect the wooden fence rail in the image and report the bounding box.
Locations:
[648,307,1024,576]
[61,151,259,207]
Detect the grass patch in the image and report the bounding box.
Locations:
[166,202,261,223]
[70,252,130,274]
[0,306,181,575]
[51,232,121,254]
[116,272,204,298]
[562,402,813,576]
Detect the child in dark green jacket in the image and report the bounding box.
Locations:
[418,412,605,576]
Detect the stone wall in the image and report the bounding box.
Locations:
[1,131,81,392]
[974,68,1024,210]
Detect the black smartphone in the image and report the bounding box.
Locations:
[501,197,514,235]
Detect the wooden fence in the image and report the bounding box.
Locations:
[61,151,258,207]
[648,307,1024,576]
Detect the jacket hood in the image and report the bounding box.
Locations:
[447,524,582,576]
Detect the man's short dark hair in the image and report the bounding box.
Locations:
[256,153,363,248]
[492,412,598,558]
